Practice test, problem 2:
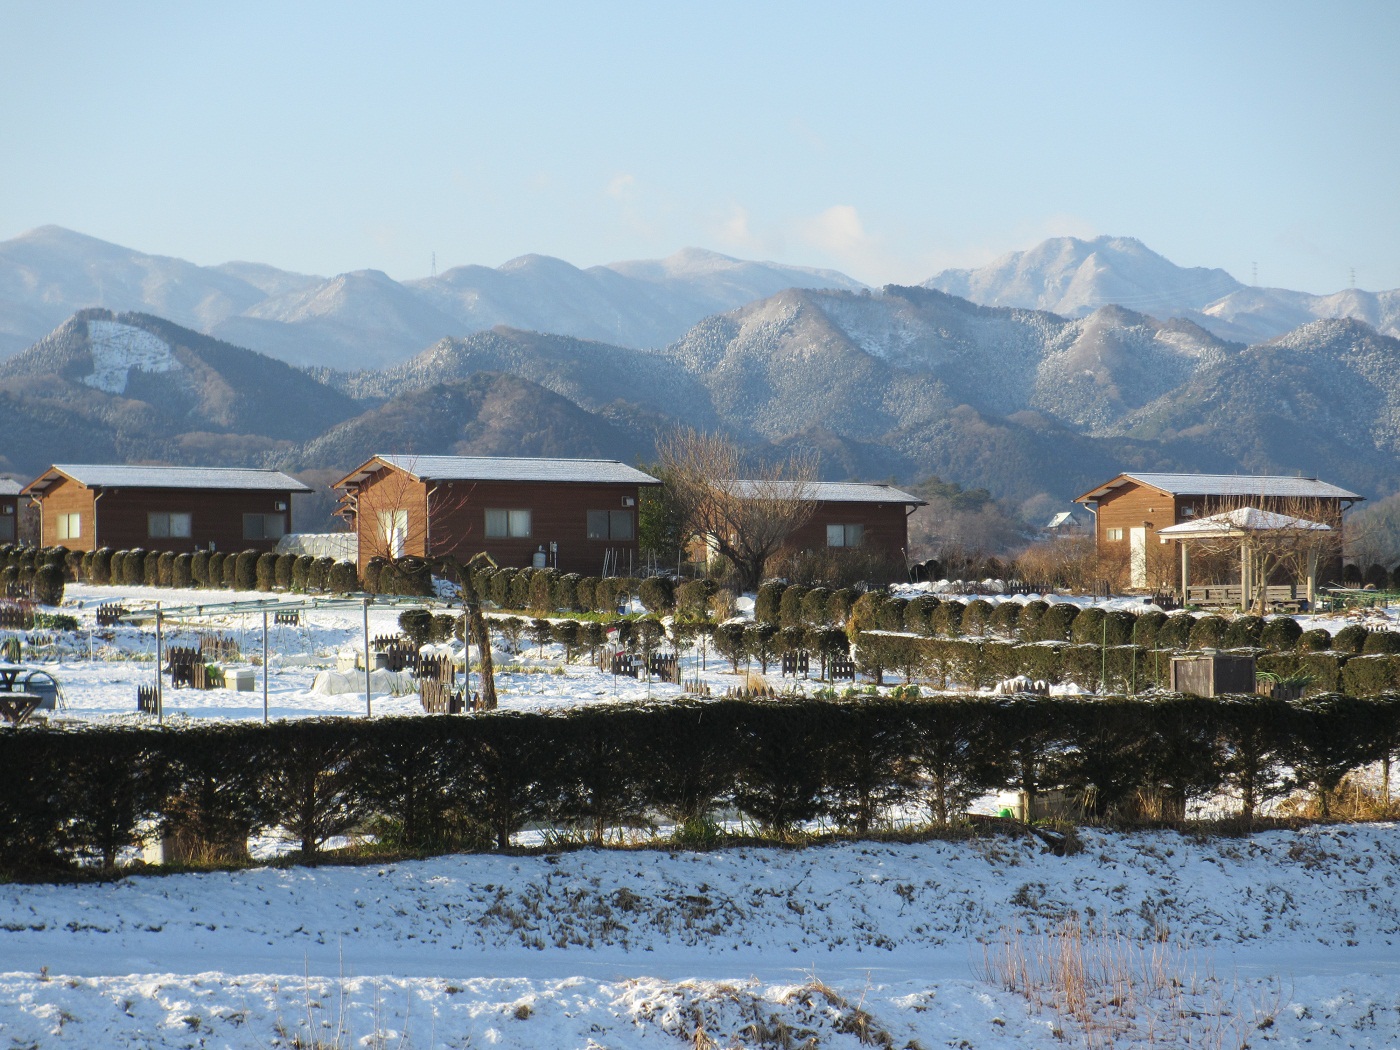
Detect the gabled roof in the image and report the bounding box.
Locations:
[0,478,22,497]
[1158,507,1332,537]
[22,465,313,496]
[334,454,661,489]
[727,480,926,506]
[1074,472,1362,504]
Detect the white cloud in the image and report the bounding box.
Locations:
[798,204,869,255]
[606,173,636,201]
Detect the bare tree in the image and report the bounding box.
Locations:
[446,551,499,711]
[658,428,818,592]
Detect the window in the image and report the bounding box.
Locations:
[378,510,408,558]
[587,509,635,540]
[1106,527,1124,541]
[826,523,864,548]
[56,513,81,540]
[243,513,287,540]
[485,508,531,538]
[148,512,192,539]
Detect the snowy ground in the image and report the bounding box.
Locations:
[3,825,1400,1047]
[43,583,698,723]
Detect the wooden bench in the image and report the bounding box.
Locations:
[0,693,41,725]
[1188,584,1295,609]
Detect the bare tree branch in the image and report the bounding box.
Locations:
[658,428,819,591]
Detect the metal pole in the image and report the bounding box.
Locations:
[155,606,164,724]
[363,596,372,717]
[262,610,269,724]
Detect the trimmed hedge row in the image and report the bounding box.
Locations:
[64,548,361,595]
[851,633,1400,697]
[4,694,1396,874]
[0,544,67,606]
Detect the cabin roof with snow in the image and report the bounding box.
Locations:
[1074,472,1361,505]
[0,478,22,497]
[22,464,312,496]
[333,454,661,489]
[726,480,926,506]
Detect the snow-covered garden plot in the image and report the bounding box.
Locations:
[3,825,1400,1047]
[38,583,705,723]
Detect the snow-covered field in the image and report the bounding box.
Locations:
[3,825,1399,1047]
[7,582,1400,1046]
[44,583,696,722]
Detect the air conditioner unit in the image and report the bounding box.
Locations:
[274,501,288,511]
[621,497,636,507]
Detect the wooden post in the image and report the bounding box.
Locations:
[1239,540,1250,612]
[261,610,269,724]
[154,606,164,724]
[363,596,372,717]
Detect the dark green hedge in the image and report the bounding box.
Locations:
[4,693,1396,874]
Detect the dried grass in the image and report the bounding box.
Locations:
[978,916,1283,1049]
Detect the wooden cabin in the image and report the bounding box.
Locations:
[715,480,925,563]
[1073,472,1362,591]
[333,455,662,576]
[0,478,20,544]
[21,465,313,553]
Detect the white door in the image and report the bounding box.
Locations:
[1130,527,1148,589]
[380,510,408,558]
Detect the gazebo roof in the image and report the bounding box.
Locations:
[1157,507,1332,539]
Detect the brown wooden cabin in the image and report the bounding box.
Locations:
[21,465,313,553]
[333,454,662,577]
[723,480,925,562]
[1073,472,1362,591]
[0,478,20,544]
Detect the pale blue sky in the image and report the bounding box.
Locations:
[3,2,1397,292]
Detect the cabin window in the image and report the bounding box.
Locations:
[148,512,192,539]
[587,510,634,540]
[56,513,81,540]
[243,513,287,540]
[1106,527,1124,541]
[485,508,531,538]
[826,523,864,548]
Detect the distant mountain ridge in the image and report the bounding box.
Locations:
[0,226,865,368]
[924,235,1400,344]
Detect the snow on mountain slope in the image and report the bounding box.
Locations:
[1201,285,1400,343]
[926,235,1243,318]
[80,319,180,394]
[0,226,266,354]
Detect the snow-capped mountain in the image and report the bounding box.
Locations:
[0,227,866,368]
[925,236,1243,318]
[925,235,1400,344]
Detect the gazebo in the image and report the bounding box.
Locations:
[1158,507,1332,611]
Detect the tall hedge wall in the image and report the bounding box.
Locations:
[3,693,1396,875]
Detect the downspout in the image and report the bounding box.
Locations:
[92,489,104,550]
[426,483,439,559]
[904,502,919,577]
